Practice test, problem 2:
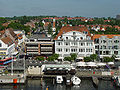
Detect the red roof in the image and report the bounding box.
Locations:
[92,34,120,40]
[54,26,90,40]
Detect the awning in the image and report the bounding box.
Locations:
[77,57,83,59]
[76,62,86,66]
[86,62,97,67]
[58,57,64,59]
[97,63,106,66]
[108,62,114,65]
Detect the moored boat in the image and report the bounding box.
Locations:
[113,76,120,87]
[56,76,63,84]
[71,76,81,85]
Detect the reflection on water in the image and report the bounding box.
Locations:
[0,78,119,90]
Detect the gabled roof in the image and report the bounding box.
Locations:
[6,28,16,37]
[92,34,120,40]
[0,30,5,38]
[54,26,90,40]
[1,37,14,46]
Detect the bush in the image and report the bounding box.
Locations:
[103,57,113,62]
[84,57,92,62]
[36,56,44,61]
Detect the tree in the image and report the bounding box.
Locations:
[103,57,113,62]
[64,57,72,61]
[36,56,44,61]
[47,56,54,61]
[111,54,116,61]
[48,24,52,34]
[53,53,59,60]
[90,54,98,61]
[70,53,77,61]
[84,57,92,62]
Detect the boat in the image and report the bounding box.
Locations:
[113,76,120,87]
[66,74,72,85]
[71,76,81,85]
[56,76,63,84]
[92,77,99,88]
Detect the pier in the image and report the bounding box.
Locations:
[0,74,26,84]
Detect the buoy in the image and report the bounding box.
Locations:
[13,79,17,84]
[46,86,48,90]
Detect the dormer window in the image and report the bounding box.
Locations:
[66,37,68,40]
[83,31,88,34]
[73,32,76,35]
[80,37,83,40]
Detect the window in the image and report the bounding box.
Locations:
[80,37,83,40]
[58,42,60,45]
[91,49,93,52]
[0,43,2,47]
[81,43,84,46]
[73,32,76,35]
[114,51,118,55]
[103,40,106,43]
[66,37,68,40]
[71,49,73,52]
[66,49,68,52]
[65,42,69,45]
[114,45,118,49]
[83,31,88,34]
[58,48,62,52]
[114,40,119,43]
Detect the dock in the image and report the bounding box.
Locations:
[0,74,26,84]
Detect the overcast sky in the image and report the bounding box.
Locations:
[0,0,120,17]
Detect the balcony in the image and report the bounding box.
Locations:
[41,52,53,54]
[27,47,38,49]
[41,47,52,49]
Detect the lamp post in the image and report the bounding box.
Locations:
[11,54,14,75]
[24,54,26,77]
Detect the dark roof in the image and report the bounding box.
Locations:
[30,32,51,40]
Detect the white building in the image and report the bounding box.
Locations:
[14,30,26,45]
[0,37,15,58]
[54,26,95,60]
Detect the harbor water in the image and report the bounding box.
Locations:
[0,78,119,90]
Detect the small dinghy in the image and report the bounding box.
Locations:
[71,76,81,85]
[56,76,63,84]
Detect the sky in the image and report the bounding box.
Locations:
[0,0,120,17]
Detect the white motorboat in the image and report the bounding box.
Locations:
[71,76,81,85]
[56,76,63,84]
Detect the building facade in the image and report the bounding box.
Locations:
[93,34,120,59]
[54,26,95,60]
[0,37,15,58]
[25,32,54,57]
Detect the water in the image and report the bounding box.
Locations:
[0,78,119,90]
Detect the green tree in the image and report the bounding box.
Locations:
[84,57,92,62]
[64,57,72,61]
[36,56,44,61]
[53,53,59,60]
[90,54,98,61]
[111,54,116,61]
[47,56,54,61]
[48,23,52,34]
[70,53,77,61]
[103,57,113,62]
